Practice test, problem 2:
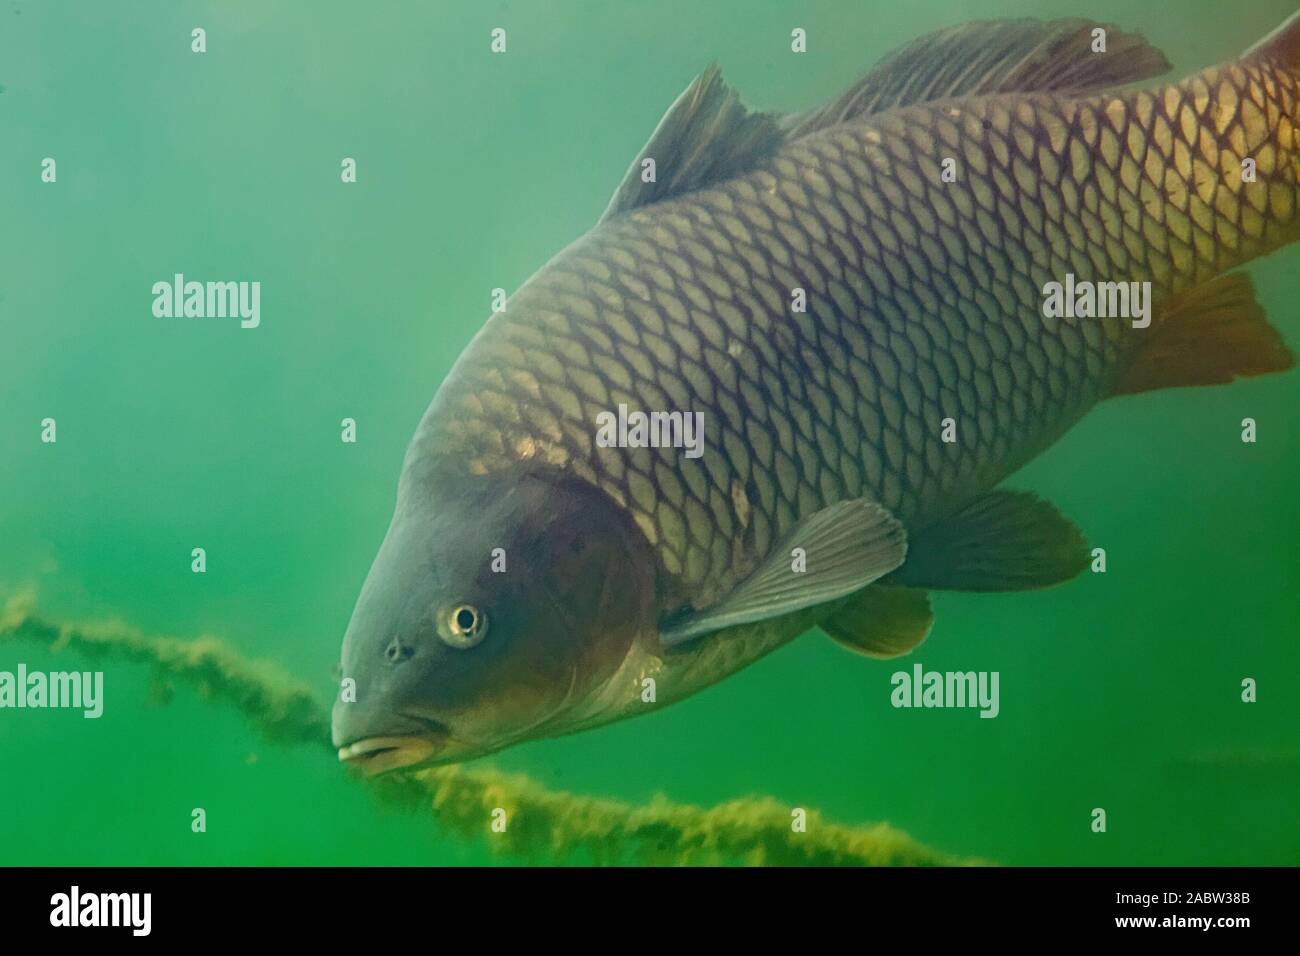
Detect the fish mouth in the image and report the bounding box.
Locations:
[337,731,444,777]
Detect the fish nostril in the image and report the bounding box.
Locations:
[384,639,415,664]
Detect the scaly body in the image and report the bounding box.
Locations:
[418,40,1300,725]
[334,16,1300,772]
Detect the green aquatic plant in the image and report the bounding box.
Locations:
[374,767,971,866]
[1,593,980,865]
[0,593,328,746]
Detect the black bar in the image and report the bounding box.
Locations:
[0,866,1286,941]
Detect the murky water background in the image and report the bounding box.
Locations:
[1,0,1297,865]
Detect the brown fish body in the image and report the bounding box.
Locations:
[406,18,1300,734]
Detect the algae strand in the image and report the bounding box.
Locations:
[1,593,982,865]
[1,593,330,747]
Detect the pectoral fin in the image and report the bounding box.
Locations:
[659,498,907,647]
[821,584,933,659]
[889,490,1088,591]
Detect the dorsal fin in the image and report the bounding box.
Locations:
[784,18,1172,138]
[1244,10,1300,65]
[600,19,1172,221]
[598,65,785,224]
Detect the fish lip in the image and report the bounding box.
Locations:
[337,729,446,777]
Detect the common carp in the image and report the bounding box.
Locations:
[333,14,1299,774]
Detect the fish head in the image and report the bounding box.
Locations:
[332,467,655,775]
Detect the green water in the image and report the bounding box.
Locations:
[2,0,1297,866]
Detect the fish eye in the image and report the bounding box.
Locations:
[442,603,487,649]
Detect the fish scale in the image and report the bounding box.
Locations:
[424,53,1299,619]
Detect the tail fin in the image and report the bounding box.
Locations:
[1244,10,1300,65]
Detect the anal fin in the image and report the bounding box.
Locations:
[1112,273,1295,397]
